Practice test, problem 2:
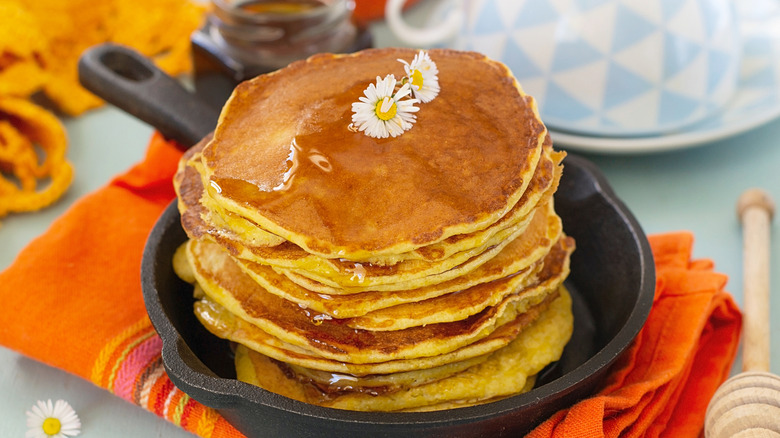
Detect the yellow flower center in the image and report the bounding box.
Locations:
[42,417,62,435]
[410,69,424,89]
[375,97,397,121]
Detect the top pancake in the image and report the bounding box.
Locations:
[200,48,548,260]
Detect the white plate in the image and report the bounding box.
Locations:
[550,9,780,154]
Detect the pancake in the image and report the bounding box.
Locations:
[282,353,491,392]
[235,287,573,411]
[235,206,530,288]
[198,48,548,260]
[198,298,536,375]
[249,199,559,294]
[393,389,535,412]
[175,144,285,249]
[186,236,563,363]
[346,238,572,331]
[224,146,560,290]
[234,345,532,409]
[184,233,572,332]
[250,202,566,302]
[175,135,561,273]
[237,244,546,319]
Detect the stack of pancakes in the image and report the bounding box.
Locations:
[172,48,575,412]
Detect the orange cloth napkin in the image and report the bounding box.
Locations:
[0,133,741,437]
[529,233,742,438]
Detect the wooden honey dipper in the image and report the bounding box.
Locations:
[705,188,780,437]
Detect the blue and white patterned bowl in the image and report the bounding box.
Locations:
[549,4,780,153]
[386,0,742,137]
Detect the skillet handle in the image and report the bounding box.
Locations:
[78,43,220,149]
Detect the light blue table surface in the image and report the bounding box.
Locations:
[1,11,779,438]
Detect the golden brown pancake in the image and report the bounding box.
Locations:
[199,48,548,260]
[234,287,573,411]
[175,143,285,249]
[346,238,573,331]
[252,201,566,302]
[237,245,545,319]
[175,134,561,273]
[184,233,572,332]
[186,235,564,363]
[220,146,561,290]
[197,297,537,375]
[252,200,551,292]
[282,353,491,393]
[236,208,528,288]
[275,201,564,295]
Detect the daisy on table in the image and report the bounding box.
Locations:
[26,399,81,438]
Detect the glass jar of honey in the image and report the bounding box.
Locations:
[192,0,372,108]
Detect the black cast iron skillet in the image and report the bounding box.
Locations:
[79,43,656,438]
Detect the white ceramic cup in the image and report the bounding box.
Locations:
[385,0,742,137]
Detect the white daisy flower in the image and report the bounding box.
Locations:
[351,74,420,139]
[399,50,440,103]
[26,399,81,438]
